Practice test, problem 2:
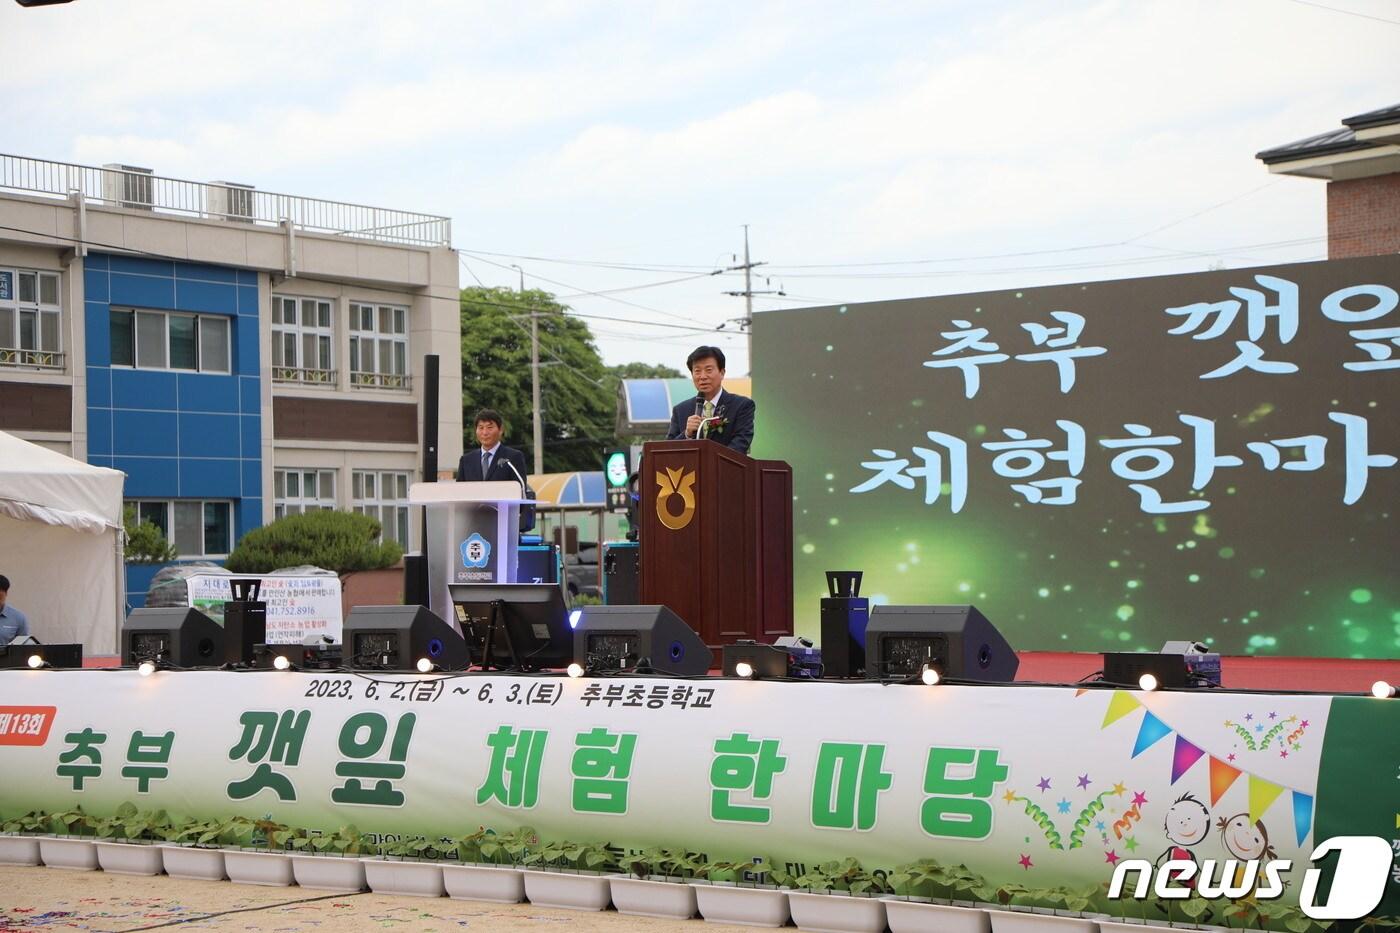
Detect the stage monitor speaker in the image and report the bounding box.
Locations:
[344,605,468,671]
[865,605,1018,682]
[0,642,83,669]
[122,607,224,667]
[573,604,711,675]
[602,542,639,605]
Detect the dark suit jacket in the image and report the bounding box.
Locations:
[666,390,755,455]
[457,444,529,484]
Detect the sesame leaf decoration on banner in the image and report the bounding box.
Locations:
[1093,691,1314,847]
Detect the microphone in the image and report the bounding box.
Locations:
[502,458,528,496]
[692,394,704,438]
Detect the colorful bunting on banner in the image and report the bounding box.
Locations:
[1249,775,1285,823]
[1097,694,1315,844]
[1171,735,1206,784]
[1101,691,1141,728]
[1209,754,1243,806]
[1292,792,1314,846]
[1131,712,1173,758]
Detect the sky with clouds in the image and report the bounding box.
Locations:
[3,0,1398,374]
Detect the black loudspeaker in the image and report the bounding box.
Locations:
[403,554,429,608]
[222,579,266,666]
[344,605,468,671]
[0,643,83,668]
[820,598,869,678]
[122,607,224,667]
[573,605,712,675]
[603,542,640,605]
[722,640,789,678]
[865,605,1018,682]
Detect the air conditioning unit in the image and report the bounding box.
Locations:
[206,181,255,222]
[101,163,154,210]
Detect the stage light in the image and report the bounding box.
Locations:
[920,664,941,686]
[272,654,292,671]
[566,662,584,678]
[1139,673,1160,692]
[416,657,437,673]
[26,654,46,669]
[568,609,583,628]
[1371,680,1396,699]
[734,661,755,679]
[137,661,156,677]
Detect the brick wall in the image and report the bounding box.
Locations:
[1327,174,1400,258]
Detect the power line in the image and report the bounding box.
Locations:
[1283,0,1400,26]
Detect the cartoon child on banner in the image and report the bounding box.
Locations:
[1217,812,1281,895]
[1155,792,1211,886]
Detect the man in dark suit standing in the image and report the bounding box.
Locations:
[666,346,755,454]
[457,409,530,485]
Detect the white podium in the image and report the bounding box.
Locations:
[409,481,533,628]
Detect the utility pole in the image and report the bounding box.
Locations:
[513,264,544,475]
[722,224,783,373]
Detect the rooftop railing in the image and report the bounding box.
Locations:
[0,153,451,248]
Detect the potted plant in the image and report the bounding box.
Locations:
[93,803,171,875]
[690,858,791,928]
[0,810,47,866]
[38,805,99,870]
[989,880,1099,933]
[289,825,369,892]
[362,833,448,897]
[441,826,530,904]
[885,859,991,933]
[773,858,891,933]
[609,847,704,920]
[520,838,617,911]
[159,816,230,881]
[221,816,300,886]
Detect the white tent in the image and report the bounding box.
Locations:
[0,430,125,655]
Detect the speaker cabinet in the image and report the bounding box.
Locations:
[344,605,468,671]
[602,542,639,605]
[573,604,712,675]
[403,554,429,608]
[820,596,869,678]
[122,607,224,667]
[865,605,1018,682]
[222,599,266,665]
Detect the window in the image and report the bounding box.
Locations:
[348,302,409,389]
[352,470,410,549]
[271,296,335,384]
[274,468,337,519]
[124,499,233,558]
[110,309,231,374]
[0,267,63,369]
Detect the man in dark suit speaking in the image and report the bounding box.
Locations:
[666,346,755,454]
[457,408,530,485]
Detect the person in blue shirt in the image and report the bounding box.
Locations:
[0,575,29,645]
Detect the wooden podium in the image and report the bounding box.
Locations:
[639,440,793,647]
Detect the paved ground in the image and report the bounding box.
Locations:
[0,866,766,933]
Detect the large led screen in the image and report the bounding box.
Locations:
[751,256,1398,657]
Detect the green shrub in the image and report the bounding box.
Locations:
[225,510,403,574]
[123,505,179,563]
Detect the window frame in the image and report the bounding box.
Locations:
[350,469,410,549]
[109,308,231,375]
[348,301,410,389]
[271,295,336,385]
[123,498,235,559]
[273,468,338,520]
[0,266,63,369]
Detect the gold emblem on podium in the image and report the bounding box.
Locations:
[655,467,697,530]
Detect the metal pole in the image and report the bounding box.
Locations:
[513,264,544,475]
[743,224,753,371]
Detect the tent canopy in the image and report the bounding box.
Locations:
[0,430,124,533]
[0,431,126,655]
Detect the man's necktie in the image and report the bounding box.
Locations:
[482,451,492,476]
[701,400,714,438]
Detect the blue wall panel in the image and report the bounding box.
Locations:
[86,251,263,556]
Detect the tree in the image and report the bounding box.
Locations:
[460,286,615,473]
[225,511,402,574]
[122,505,178,563]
